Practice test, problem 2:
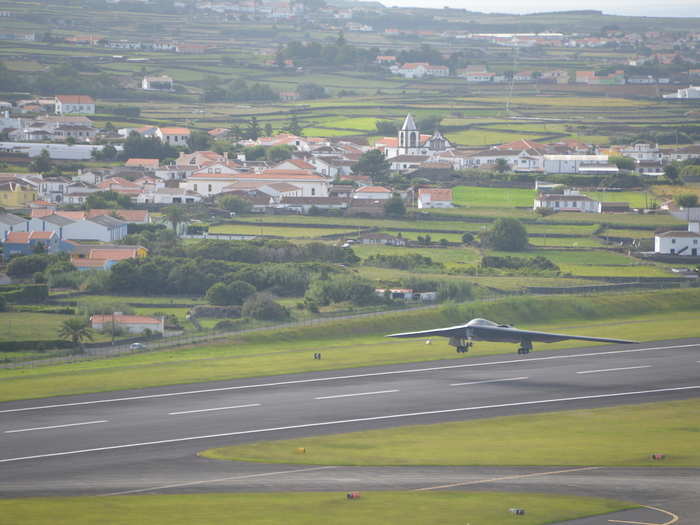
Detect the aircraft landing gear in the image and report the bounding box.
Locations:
[517,340,532,355]
[452,338,473,353]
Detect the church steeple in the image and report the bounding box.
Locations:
[398,113,420,154]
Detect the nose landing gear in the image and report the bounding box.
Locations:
[450,336,473,353]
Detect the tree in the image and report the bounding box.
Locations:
[375,120,398,136]
[241,293,289,321]
[383,194,406,217]
[30,149,52,173]
[495,158,510,173]
[416,114,442,133]
[264,122,273,137]
[286,115,303,136]
[246,116,261,141]
[610,155,636,171]
[352,150,391,183]
[218,194,253,214]
[187,130,212,152]
[206,280,256,306]
[461,232,474,244]
[86,190,132,210]
[481,218,528,251]
[675,193,698,208]
[266,145,293,162]
[664,164,682,185]
[163,205,189,233]
[229,124,243,142]
[58,318,94,350]
[297,83,327,100]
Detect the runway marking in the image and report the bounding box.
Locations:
[315,389,399,400]
[450,377,528,387]
[609,504,679,525]
[168,403,261,415]
[414,466,602,491]
[577,365,652,375]
[1,385,698,463]
[101,466,336,496]
[1,342,697,415]
[4,420,108,434]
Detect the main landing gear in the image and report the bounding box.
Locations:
[517,340,532,355]
[450,337,473,353]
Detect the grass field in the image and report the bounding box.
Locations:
[1,290,699,402]
[201,399,700,467]
[0,492,635,525]
[453,186,535,208]
[585,191,650,209]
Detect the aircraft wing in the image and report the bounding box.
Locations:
[504,327,637,344]
[386,324,467,339]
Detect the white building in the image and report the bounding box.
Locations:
[654,231,700,256]
[662,86,700,99]
[156,127,190,146]
[142,75,174,91]
[62,216,128,242]
[137,187,203,204]
[352,186,393,200]
[542,154,613,174]
[90,314,164,335]
[417,188,453,209]
[533,190,600,213]
[54,95,95,115]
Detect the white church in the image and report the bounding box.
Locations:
[376,114,454,159]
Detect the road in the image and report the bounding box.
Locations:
[1,337,699,523]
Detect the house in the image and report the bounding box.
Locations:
[54,95,95,115]
[542,155,613,174]
[352,186,393,200]
[374,288,436,302]
[62,215,128,242]
[0,181,37,207]
[142,75,174,91]
[417,188,453,209]
[156,127,190,146]
[38,176,73,203]
[655,231,700,256]
[533,190,600,213]
[388,155,429,172]
[375,55,396,64]
[125,158,160,169]
[279,91,300,102]
[137,187,203,204]
[27,213,74,238]
[393,63,448,79]
[90,313,165,335]
[359,232,406,246]
[2,231,59,257]
[275,196,349,214]
[0,212,29,239]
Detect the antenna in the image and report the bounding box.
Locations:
[505,44,519,115]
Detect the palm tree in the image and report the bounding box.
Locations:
[58,318,94,351]
[163,205,188,234]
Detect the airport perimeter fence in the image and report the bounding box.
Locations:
[0,303,444,370]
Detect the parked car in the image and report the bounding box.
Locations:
[129,342,146,350]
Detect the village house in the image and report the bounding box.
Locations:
[2,231,59,257]
[141,75,174,92]
[90,313,165,335]
[54,95,95,115]
[655,231,700,256]
[533,191,600,213]
[137,187,203,205]
[417,188,453,209]
[156,127,190,146]
[0,212,29,238]
[352,185,393,200]
[359,232,406,246]
[0,180,37,207]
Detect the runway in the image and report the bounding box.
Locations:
[1,338,699,522]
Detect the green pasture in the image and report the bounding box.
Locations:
[0,313,91,343]
[203,399,700,468]
[447,129,547,147]
[209,224,359,238]
[0,492,635,525]
[604,229,655,239]
[453,186,535,208]
[528,236,605,248]
[585,191,650,208]
[1,291,700,402]
[558,264,671,278]
[352,244,481,268]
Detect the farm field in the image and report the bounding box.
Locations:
[453,186,535,207]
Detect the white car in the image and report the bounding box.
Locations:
[129,342,146,350]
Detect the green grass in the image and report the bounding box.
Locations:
[0,313,75,343]
[1,290,699,402]
[448,129,548,146]
[201,399,700,467]
[584,191,650,208]
[453,186,535,208]
[209,224,359,238]
[0,492,636,525]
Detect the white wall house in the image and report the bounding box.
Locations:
[90,314,165,335]
[542,154,610,174]
[142,75,173,91]
[137,187,203,204]
[353,186,393,200]
[156,127,190,146]
[55,95,95,115]
[655,231,700,256]
[417,188,453,209]
[0,212,29,239]
[533,191,600,213]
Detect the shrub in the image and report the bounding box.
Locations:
[480,218,528,251]
[241,293,289,321]
[206,280,256,306]
[305,275,378,307]
[437,281,473,302]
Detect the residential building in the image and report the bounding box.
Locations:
[3,231,59,257]
[533,191,600,213]
[0,212,29,238]
[137,187,203,204]
[359,232,406,246]
[417,188,453,209]
[90,313,165,335]
[156,127,190,146]
[142,75,174,91]
[352,185,392,200]
[62,216,128,242]
[655,231,700,256]
[0,181,37,207]
[54,95,95,115]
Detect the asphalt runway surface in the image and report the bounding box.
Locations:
[1,337,699,523]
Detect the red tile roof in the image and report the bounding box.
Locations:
[90,314,161,325]
[88,248,138,260]
[125,158,160,168]
[5,231,55,243]
[355,185,392,193]
[56,95,95,104]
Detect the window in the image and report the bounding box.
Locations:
[208,184,212,192]
[311,188,316,196]
[193,184,197,192]
[671,239,676,244]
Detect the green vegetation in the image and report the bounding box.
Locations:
[453,187,534,208]
[1,290,699,402]
[201,399,700,467]
[0,492,636,525]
